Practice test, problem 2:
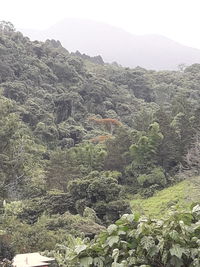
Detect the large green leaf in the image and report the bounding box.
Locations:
[124,214,135,223]
[93,257,104,267]
[148,245,159,257]
[140,236,155,251]
[80,256,93,267]
[107,224,118,235]
[170,255,183,267]
[75,244,87,254]
[106,235,120,247]
[169,230,180,242]
[112,248,119,263]
[170,244,185,259]
[192,204,200,215]
[112,261,127,267]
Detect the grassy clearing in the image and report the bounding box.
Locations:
[130,178,200,218]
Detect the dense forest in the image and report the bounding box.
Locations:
[1,21,200,266]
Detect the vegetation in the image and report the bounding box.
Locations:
[1,21,200,265]
[130,180,195,218]
[46,207,200,266]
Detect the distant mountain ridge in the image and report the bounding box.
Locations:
[21,18,200,70]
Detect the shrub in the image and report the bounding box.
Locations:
[58,206,200,266]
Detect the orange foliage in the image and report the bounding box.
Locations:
[90,135,112,143]
[88,117,122,126]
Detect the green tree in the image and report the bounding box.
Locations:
[129,122,163,174]
[68,171,130,223]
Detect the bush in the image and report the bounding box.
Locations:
[62,206,200,266]
[0,234,15,261]
[137,167,166,187]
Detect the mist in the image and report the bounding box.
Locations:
[21,18,200,70]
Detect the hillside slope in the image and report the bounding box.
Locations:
[131,176,200,218]
[1,22,200,263]
[1,21,200,219]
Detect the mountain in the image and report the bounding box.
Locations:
[21,18,200,70]
[2,22,200,264]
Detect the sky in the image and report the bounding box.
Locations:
[1,0,200,48]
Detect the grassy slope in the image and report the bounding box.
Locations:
[130,177,200,218]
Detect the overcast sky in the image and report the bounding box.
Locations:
[1,0,200,48]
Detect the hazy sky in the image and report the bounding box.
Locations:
[1,0,200,48]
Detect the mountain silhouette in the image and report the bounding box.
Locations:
[21,18,200,70]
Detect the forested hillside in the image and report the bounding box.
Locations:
[1,21,200,266]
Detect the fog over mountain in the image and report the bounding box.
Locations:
[21,18,200,70]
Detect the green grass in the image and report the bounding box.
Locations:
[130,177,200,218]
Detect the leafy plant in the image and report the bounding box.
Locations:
[60,207,200,266]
